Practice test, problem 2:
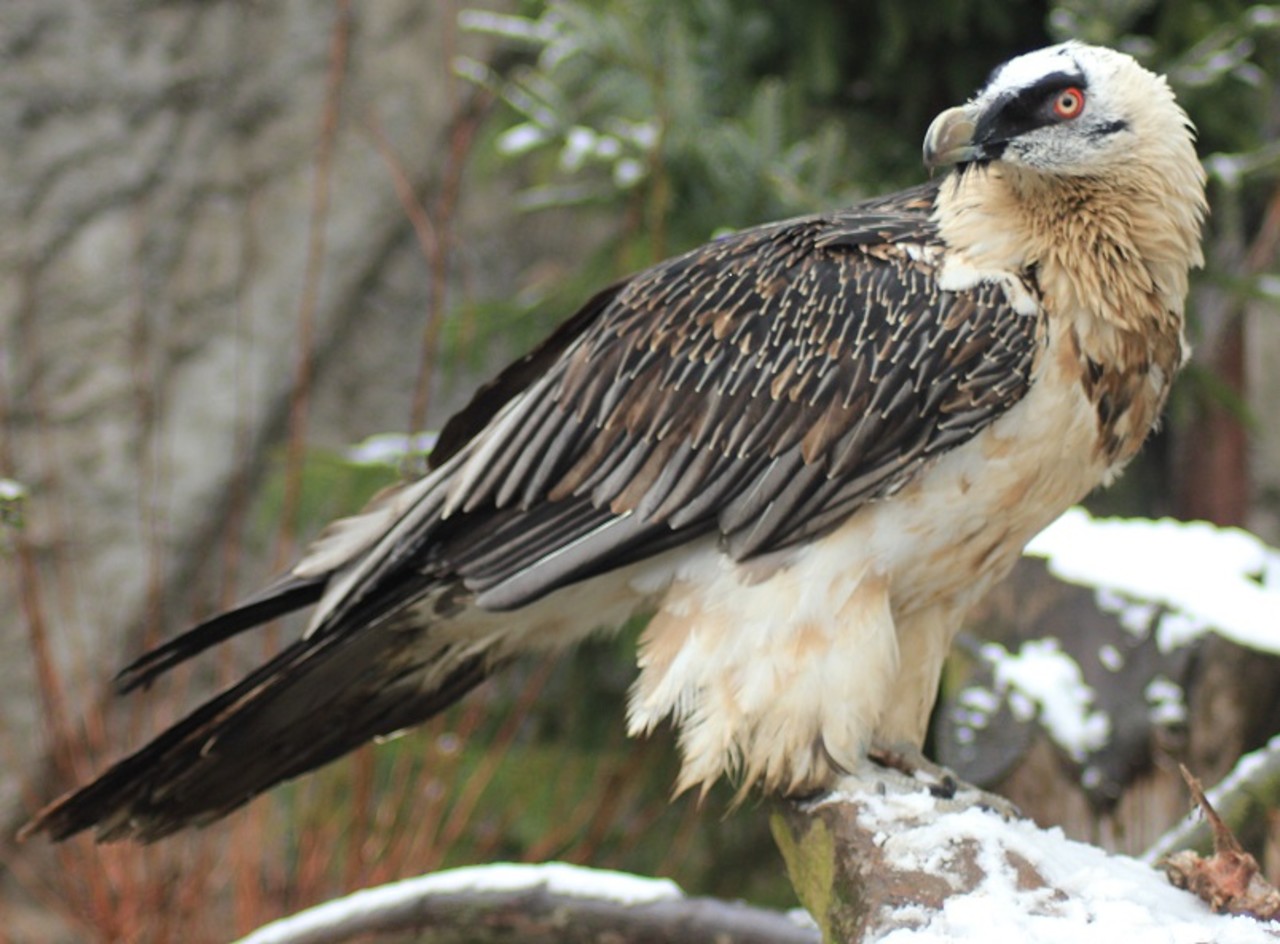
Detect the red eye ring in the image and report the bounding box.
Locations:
[1053,87,1085,120]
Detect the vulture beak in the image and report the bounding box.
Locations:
[923,105,982,169]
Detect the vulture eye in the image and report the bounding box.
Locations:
[1052,87,1085,120]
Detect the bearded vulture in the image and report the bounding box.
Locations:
[26,42,1206,842]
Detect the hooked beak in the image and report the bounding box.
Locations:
[922,105,983,170]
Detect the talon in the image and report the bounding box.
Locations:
[929,774,958,800]
[867,739,1023,819]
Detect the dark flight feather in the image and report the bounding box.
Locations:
[115,575,327,695]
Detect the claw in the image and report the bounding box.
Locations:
[867,739,1023,820]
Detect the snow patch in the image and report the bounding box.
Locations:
[1144,676,1188,727]
[613,157,646,188]
[854,791,1276,942]
[497,122,548,155]
[1097,643,1124,672]
[345,432,438,466]
[1027,508,1280,656]
[982,638,1110,761]
[233,862,683,944]
[560,125,601,172]
[948,686,1003,745]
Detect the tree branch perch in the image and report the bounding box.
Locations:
[232,862,818,944]
[770,765,1279,941]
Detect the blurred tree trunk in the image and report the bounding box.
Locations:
[1177,317,1249,526]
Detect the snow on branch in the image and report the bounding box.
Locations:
[232,861,818,944]
[1027,508,1280,655]
[771,766,1279,942]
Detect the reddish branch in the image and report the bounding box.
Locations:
[1163,765,1280,921]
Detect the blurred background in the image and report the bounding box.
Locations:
[1,1,1277,940]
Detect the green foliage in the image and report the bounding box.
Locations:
[451,0,1056,361]
[250,447,399,544]
[460,0,1057,254]
[461,1,866,265]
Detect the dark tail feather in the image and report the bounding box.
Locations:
[115,575,327,694]
[23,608,492,843]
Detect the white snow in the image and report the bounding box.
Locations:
[613,157,646,187]
[844,789,1279,943]
[949,686,1003,745]
[609,118,658,151]
[560,125,600,172]
[1251,5,1280,27]
[497,122,548,155]
[981,638,1110,761]
[958,686,1001,714]
[1206,735,1280,809]
[1144,675,1188,726]
[1258,274,1280,300]
[1206,152,1253,188]
[1098,643,1124,672]
[233,862,683,944]
[1026,508,1280,656]
[345,432,438,466]
[787,907,819,931]
[1095,587,1160,637]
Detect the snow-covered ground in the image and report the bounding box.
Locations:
[847,787,1280,943]
[235,806,1280,944]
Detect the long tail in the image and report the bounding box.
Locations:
[22,580,491,843]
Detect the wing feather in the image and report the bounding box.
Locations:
[323,180,1044,615]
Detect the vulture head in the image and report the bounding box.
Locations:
[923,42,1196,179]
